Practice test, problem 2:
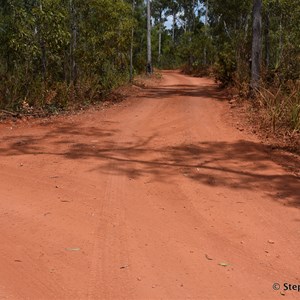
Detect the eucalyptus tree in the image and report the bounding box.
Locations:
[146,0,152,74]
[129,0,135,81]
[152,0,168,64]
[0,0,134,110]
[206,0,252,84]
[250,0,262,90]
[165,0,179,42]
[263,0,300,81]
[177,0,198,33]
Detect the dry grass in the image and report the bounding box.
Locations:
[255,82,300,134]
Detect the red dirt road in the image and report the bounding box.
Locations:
[0,71,299,299]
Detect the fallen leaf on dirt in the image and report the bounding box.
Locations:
[218,262,230,267]
[65,247,81,251]
[120,265,129,269]
[205,254,213,260]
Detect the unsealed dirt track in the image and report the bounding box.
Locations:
[0,71,299,300]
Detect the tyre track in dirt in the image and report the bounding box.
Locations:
[0,70,299,299]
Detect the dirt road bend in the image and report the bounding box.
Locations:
[0,71,299,300]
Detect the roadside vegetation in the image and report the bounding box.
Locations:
[0,0,136,115]
[149,0,299,145]
[0,0,299,149]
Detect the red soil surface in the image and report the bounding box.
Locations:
[0,71,299,299]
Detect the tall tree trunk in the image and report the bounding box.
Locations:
[172,10,176,42]
[205,0,209,26]
[277,14,283,69]
[191,0,195,32]
[146,0,152,74]
[40,38,47,82]
[129,0,135,82]
[70,0,77,85]
[265,4,270,70]
[36,1,47,103]
[38,2,46,83]
[204,0,209,65]
[250,0,262,91]
[158,11,162,65]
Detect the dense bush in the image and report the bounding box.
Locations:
[0,0,134,112]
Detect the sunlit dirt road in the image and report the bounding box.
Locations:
[0,71,299,299]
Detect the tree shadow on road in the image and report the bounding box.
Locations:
[0,124,299,208]
[140,84,228,101]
